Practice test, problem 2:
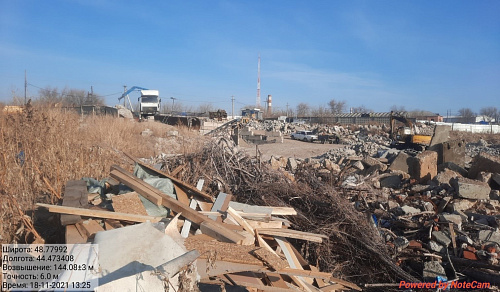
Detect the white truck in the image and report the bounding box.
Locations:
[138,90,161,118]
[290,131,318,142]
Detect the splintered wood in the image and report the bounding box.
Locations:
[39,159,361,292]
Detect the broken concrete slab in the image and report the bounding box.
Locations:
[361,156,387,172]
[401,205,421,215]
[432,230,451,247]
[423,261,447,282]
[270,156,281,170]
[433,169,461,190]
[446,199,476,213]
[451,177,491,200]
[429,241,446,254]
[438,161,468,178]
[352,161,364,170]
[468,152,500,180]
[429,125,451,147]
[478,230,500,246]
[439,214,462,229]
[409,150,438,184]
[389,151,410,174]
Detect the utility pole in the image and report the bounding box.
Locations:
[24,70,27,105]
[231,95,235,119]
[256,54,261,108]
[123,85,127,107]
[286,103,289,117]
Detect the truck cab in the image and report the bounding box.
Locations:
[139,90,160,118]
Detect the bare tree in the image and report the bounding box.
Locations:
[458,107,476,124]
[390,105,406,112]
[480,106,498,124]
[38,86,64,106]
[351,105,373,113]
[328,99,346,114]
[296,103,310,117]
[197,103,214,114]
[37,87,104,107]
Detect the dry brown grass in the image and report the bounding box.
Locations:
[0,105,205,244]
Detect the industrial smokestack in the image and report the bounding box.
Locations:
[267,94,272,115]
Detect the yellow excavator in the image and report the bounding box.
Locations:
[389,112,432,151]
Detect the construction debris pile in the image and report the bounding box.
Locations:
[35,146,363,291]
[262,134,500,289]
[29,118,500,291]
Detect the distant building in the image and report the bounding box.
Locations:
[414,114,443,122]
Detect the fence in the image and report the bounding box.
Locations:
[435,122,500,134]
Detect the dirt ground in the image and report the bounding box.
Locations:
[239,136,344,161]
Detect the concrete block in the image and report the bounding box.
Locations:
[439,214,462,229]
[446,200,476,212]
[433,169,460,190]
[389,151,410,173]
[287,157,298,172]
[468,152,500,179]
[451,177,491,200]
[324,159,340,173]
[270,156,281,170]
[352,161,364,170]
[401,205,421,215]
[429,139,465,167]
[409,151,438,183]
[429,241,446,254]
[432,231,451,247]
[423,261,447,282]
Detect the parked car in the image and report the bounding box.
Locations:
[290,131,318,142]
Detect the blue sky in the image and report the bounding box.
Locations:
[1,1,499,115]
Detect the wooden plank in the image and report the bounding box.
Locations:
[110,169,163,205]
[319,284,344,291]
[60,180,88,225]
[112,192,148,215]
[76,220,104,239]
[227,206,256,236]
[65,224,87,244]
[275,237,313,285]
[268,207,297,216]
[134,160,214,202]
[229,202,297,216]
[110,165,244,243]
[180,199,198,238]
[265,273,290,289]
[169,164,185,177]
[229,201,273,215]
[196,260,265,279]
[173,184,190,206]
[248,220,283,230]
[36,203,162,223]
[257,228,327,243]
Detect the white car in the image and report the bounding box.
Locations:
[290,131,318,142]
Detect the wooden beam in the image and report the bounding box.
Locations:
[227,206,256,236]
[110,165,244,244]
[110,168,163,206]
[36,203,162,223]
[257,228,327,243]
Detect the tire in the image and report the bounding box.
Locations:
[303,138,308,142]
[291,135,295,140]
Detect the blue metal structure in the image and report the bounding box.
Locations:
[118,86,148,103]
